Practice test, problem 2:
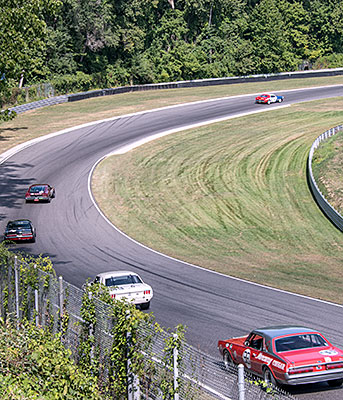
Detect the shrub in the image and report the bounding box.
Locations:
[0,319,102,400]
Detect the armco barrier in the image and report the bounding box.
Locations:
[308,125,343,231]
[8,67,343,114]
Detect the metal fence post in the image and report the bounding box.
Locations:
[127,310,140,400]
[173,333,179,400]
[88,291,94,360]
[14,256,20,329]
[59,276,64,320]
[34,265,39,327]
[238,364,245,400]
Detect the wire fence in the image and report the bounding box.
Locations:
[307,124,343,231]
[0,255,297,400]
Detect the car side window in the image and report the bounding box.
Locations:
[248,334,264,350]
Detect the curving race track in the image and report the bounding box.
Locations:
[1,85,343,399]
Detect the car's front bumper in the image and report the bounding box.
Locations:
[26,196,48,201]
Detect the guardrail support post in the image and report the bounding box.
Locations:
[238,364,245,400]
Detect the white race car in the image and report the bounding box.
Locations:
[94,271,153,310]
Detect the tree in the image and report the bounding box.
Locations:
[0,0,60,116]
[247,0,296,73]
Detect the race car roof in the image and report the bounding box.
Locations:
[252,325,320,341]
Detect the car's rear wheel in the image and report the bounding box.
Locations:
[223,350,234,370]
[140,301,150,310]
[263,367,276,386]
[278,99,282,103]
[267,100,271,104]
[328,378,343,387]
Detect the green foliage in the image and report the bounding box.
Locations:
[0,0,61,84]
[0,109,16,122]
[246,376,276,394]
[51,72,96,94]
[0,248,190,400]
[0,319,101,400]
[2,0,343,101]
[313,53,343,69]
[159,325,186,399]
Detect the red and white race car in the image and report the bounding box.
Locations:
[218,325,343,387]
[255,93,284,104]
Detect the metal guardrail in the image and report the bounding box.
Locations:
[8,67,343,114]
[308,125,343,231]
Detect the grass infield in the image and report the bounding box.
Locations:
[92,98,343,304]
[1,75,343,303]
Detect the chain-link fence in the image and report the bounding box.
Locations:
[0,255,297,400]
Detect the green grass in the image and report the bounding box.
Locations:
[92,97,343,304]
[312,130,343,214]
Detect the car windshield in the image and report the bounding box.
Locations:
[261,94,268,98]
[105,275,142,287]
[8,221,31,229]
[275,334,329,352]
[30,186,46,193]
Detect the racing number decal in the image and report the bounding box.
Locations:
[243,349,251,368]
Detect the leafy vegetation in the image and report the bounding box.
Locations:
[0,320,101,400]
[0,243,189,399]
[2,0,343,113]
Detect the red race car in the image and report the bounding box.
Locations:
[25,184,55,203]
[218,325,343,387]
[255,93,284,104]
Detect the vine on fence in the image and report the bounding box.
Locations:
[159,324,186,399]
[0,247,192,400]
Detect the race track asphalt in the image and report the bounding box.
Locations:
[1,85,343,399]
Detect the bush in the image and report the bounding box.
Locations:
[0,319,102,400]
[312,53,343,69]
[51,71,97,94]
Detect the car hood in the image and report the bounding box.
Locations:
[280,347,343,366]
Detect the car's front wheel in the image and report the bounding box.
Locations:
[263,367,276,386]
[328,378,343,387]
[223,350,235,370]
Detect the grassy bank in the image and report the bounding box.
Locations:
[92,97,343,303]
[312,130,343,215]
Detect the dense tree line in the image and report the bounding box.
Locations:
[1,0,343,95]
